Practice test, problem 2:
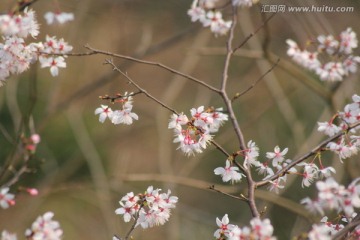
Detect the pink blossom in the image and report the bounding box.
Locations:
[39,56,66,76]
[317,121,341,136]
[94,105,113,123]
[266,146,288,167]
[214,160,244,183]
[25,212,63,240]
[0,188,15,209]
[339,28,358,54]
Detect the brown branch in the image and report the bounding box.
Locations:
[84,45,220,93]
[2,164,30,188]
[217,6,259,218]
[208,184,248,202]
[104,59,178,115]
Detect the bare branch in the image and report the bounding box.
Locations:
[105,59,179,115]
[233,12,277,53]
[208,184,248,202]
[84,45,221,93]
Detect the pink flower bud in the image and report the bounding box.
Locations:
[31,134,41,144]
[8,199,15,206]
[27,188,39,196]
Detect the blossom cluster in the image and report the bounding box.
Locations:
[318,94,360,162]
[0,8,72,85]
[115,186,178,229]
[187,0,254,36]
[168,106,228,156]
[214,214,276,240]
[287,28,360,81]
[301,177,360,218]
[213,139,339,192]
[1,212,63,240]
[95,93,139,125]
[214,140,296,192]
[307,215,360,240]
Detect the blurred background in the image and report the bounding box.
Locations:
[0,0,360,239]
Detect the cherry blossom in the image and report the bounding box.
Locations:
[214,214,234,239]
[267,178,286,194]
[187,1,236,36]
[206,11,232,36]
[168,106,227,156]
[339,27,358,54]
[317,121,341,137]
[343,55,360,75]
[214,215,276,240]
[1,231,17,240]
[0,8,39,38]
[95,93,138,125]
[168,113,189,130]
[111,107,139,125]
[287,28,360,82]
[266,146,288,167]
[44,12,74,25]
[94,105,113,123]
[298,162,319,187]
[39,56,66,76]
[25,212,63,240]
[42,35,73,54]
[317,34,339,55]
[308,224,332,240]
[115,187,178,229]
[256,162,274,177]
[327,139,358,162]
[0,188,15,209]
[243,140,260,167]
[317,94,360,163]
[0,9,73,84]
[214,160,244,183]
[301,177,360,218]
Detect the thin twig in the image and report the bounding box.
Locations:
[208,185,248,202]
[105,59,178,115]
[210,140,231,157]
[3,164,30,188]
[233,13,277,53]
[85,45,220,93]
[232,58,280,102]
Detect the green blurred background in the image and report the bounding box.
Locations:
[0,0,360,239]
